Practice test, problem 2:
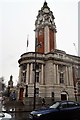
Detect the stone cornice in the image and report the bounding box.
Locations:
[18,52,80,66]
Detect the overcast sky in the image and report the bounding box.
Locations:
[0,0,79,85]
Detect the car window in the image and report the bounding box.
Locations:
[68,101,80,108]
[59,102,68,109]
[50,102,60,108]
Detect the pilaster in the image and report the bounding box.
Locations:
[30,63,33,84]
[26,63,29,84]
[65,66,68,85]
[41,64,44,84]
[19,67,22,83]
[44,26,50,53]
[53,64,57,84]
[54,32,56,49]
[56,65,59,84]
[69,66,73,86]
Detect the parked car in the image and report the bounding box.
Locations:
[0,112,12,120]
[29,100,80,120]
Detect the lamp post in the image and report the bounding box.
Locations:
[77,66,80,101]
[33,42,37,110]
[72,65,77,101]
[33,38,41,110]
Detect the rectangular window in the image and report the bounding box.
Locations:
[60,72,64,84]
[36,88,39,95]
[23,71,26,83]
[36,72,39,83]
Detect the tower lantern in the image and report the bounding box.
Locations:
[35,1,57,53]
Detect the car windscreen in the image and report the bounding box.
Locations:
[49,102,60,108]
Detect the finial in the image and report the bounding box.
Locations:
[43,0,47,7]
[10,75,13,80]
[44,0,47,3]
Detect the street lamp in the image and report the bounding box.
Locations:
[72,65,77,101]
[77,66,80,101]
[33,38,41,110]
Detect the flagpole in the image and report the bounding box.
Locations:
[26,34,29,52]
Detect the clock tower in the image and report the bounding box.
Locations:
[35,1,57,53]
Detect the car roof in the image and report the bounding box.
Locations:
[52,100,80,104]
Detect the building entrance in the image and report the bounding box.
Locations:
[19,88,24,102]
[61,94,67,100]
[61,91,68,100]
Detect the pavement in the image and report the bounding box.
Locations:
[3,100,24,107]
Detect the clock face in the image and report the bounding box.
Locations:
[43,8,49,13]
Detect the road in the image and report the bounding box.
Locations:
[3,107,30,120]
[2,100,31,120]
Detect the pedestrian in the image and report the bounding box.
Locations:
[12,91,16,100]
[42,98,45,106]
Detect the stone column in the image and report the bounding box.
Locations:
[65,66,68,85]
[57,65,59,84]
[30,63,33,84]
[68,66,70,86]
[19,67,22,83]
[53,64,57,84]
[41,64,44,85]
[54,32,56,49]
[69,66,73,86]
[44,26,50,53]
[26,63,29,84]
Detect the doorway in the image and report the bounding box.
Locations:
[19,88,24,102]
[61,91,68,100]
